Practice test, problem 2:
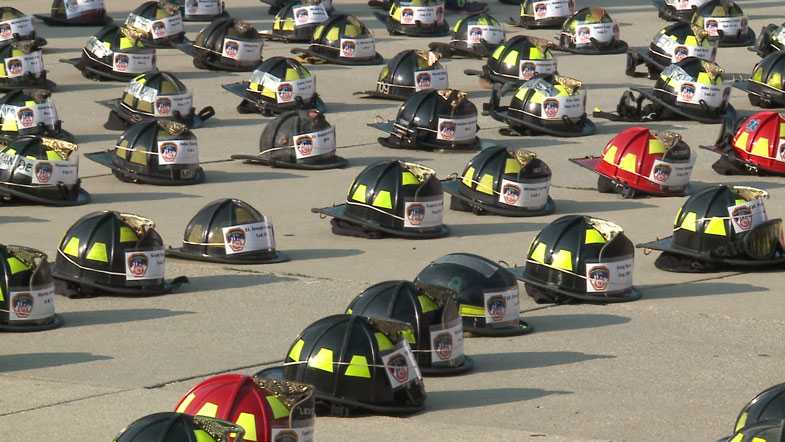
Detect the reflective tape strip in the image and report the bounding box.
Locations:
[584,228,606,244]
[418,294,438,313]
[266,395,291,419]
[459,304,485,317]
[551,249,573,272]
[530,242,547,263]
[86,242,109,263]
[176,393,196,413]
[350,184,367,203]
[345,355,371,378]
[401,171,419,185]
[288,339,305,361]
[63,237,80,256]
[235,413,257,441]
[345,201,405,221]
[704,217,727,236]
[119,226,138,243]
[307,347,334,373]
[57,249,126,276]
[372,190,392,209]
[7,257,29,274]
[196,402,218,418]
[375,332,394,351]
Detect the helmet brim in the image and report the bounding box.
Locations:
[569,156,689,197]
[508,16,567,30]
[0,183,90,206]
[510,266,643,303]
[166,247,290,264]
[138,34,188,49]
[557,40,629,55]
[176,42,261,72]
[353,89,410,101]
[33,14,113,27]
[715,29,756,48]
[230,153,348,170]
[291,47,385,66]
[375,13,450,37]
[60,57,141,82]
[100,99,214,130]
[428,41,491,59]
[420,355,474,376]
[182,11,230,22]
[85,151,206,186]
[630,86,735,124]
[442,178,557,217]
[0,77,56,92]
[637,236,785,267]
[650,0,692,22]
[732,79,785,108]
[464,318,533,337]
[222,82,327,115]
[0,314,63,332]
[490,107,597,138]
[311,204,450,239]
[370,120,486,152]
[52,271,189,296]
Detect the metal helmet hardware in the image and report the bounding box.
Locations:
[690,0,754,48]
[637,185,785,272]
[263,0,331,43]
[180,18,263,72]
[0,7,47,47]
[114,412,245,442]
[124,0,187,48]
[511,0,575,30]
[464,35,558,87]
[652,0,712,23]
[61,24,156,82]
[355,50,448,101]
[34,0,112,27]
[231,109,347,169]
[557,7,627,55]
[751,23,785,58]
[346,280,474,375]
[442,146,556,216]
[0,40,55,91]
[0,244,62,332]
[291,14,384,65]
[626,22,717,79]
[374,0,449,38]
[513,215,641,304]
[0,89,73,143]
[311,160,449,239]
[170,0,228,22]
[732,51,785,108]
[704,111,785,176]
[428,12,504,59]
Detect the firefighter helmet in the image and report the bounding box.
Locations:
[34,0,112,26]
[61,24,156,82]
[652,0,713,22]
[0,89,72,144]
[375,0,449,38]
[428,12,504,59]
[290,15,384,65]
[0,40,55,91]
[184,18,263,72]
[0,244,62,332]
[124,0,186,48]
[558,7,627,54]
[355,50,448,100]
[690,0,754,47]
[706,111,785,176]
[733,51,785,108]
[751,23,785,58]
[464,35,557,87]
[626,22,717,79]
[513,0,574,30]
[265,0,331,43]
[172,0,228,22]
[114,412,245,442]
[0,7,46,47]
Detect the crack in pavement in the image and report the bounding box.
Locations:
[0,388,135,418]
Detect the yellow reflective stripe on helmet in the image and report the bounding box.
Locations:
[63,237,80,256]
[459,304,485,317]
[345,307,352,314]
[266,396,291,419]
[119,37,135,50]
[0,287,4,302]
[504,158,522,174]
[603,145,618,163]
[24,100,35,107]
[402,329,416,344]
[530,241,547,263]
[751,438,767,442]
[696,72,713,86]
[119,226,138,243]
[704,217,727,236]
[684,35,698,46]
[313,24,324,40]
[619,153,637,173]
[345,355,371,378]
[234,413,257,441]
[176,393,196,413]
[46,150,64,160]
[451,19,461,33]
[752,66,763,82]
[551,250,573,272]
[345,24,362,38]
[86,242,109,263]
[648,138,666,155]
[530,90,546,104]
[461,166,476,187]
[288,339,305,361]
[502,50,519,66]
[392,4,401,20]
[768,72,781,88]
[351,184,368,203]
[373,190,392,209]
[779,123,785,135]
[375,332,394,351]
[129,149,148,165]
[529,47,545,60]
[680,212,697,232]
[7,257,30,274]
[477,174,494,195]
[554,85,570,96]
[326,26,341,42]
[584,229,606,245]
[283,18,295,31]
[194,430,214,442]
[673,207,682,226]
[491,45,504,60]
[735,411,748,432]
[751,137,770,156]
[1,117,17,132]
[196,402,218,418]
[401,171,419,185]
[308,348,334,373]
[418,294,439,313]
[734,132,749,150]
[729,435,744,442]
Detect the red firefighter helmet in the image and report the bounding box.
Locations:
[174,373,315,442]
[728,111,785,175]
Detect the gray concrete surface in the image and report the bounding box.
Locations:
[1,0,784,440]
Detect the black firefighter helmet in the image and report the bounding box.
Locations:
[346,280,474,376]
[312,160,449,239]
[222,56,325,116]
[464,35,558,89]
[652,0,712,23]
[0,244,62,332]
[0,7,46,48]
[61,24,156,83]
[443,146,555,217]
[181,17,263,72]
[167,198,289,264]
[231,109,347,169]
[733,51,785,108]
[170,0,228,22]
[124,0,186,49]
[262,0,333,15]
[626,22,717,80]
[264,0,331,43]
[512,0,574,29]
[256,314,427,416]
[415,252,531,336]
[752,23,785,58]
[34,0,112,27]
[355,50,448,101]
[718,421,785,442]
[373,89,482,151]
[52,211,188,297]
[0,135,89,206]
[114,413,245,442]
[637,185,785,273]
[725,384,785,437]
[690,0,755,48]
[429,12,505,59]
[103,71,215,131]
[291,15,384,66]
[513,215,641,304]
[86,120,205,185]
[0,89,73,144]
[0,41,55,92]
[375,0,449,38]
[558,7,627,55]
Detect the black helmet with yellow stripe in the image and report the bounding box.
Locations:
[0,135,89,206]
[652,0,711,23]
[0,7,46,47]
[733,51,785,108]
[262,0,333,16]
[346,280,474,376]
[415,253,532,336]
[429,12,504,59]
[104,71,215,131]
[627,22,717,79]
[0,41,55,91]
[355,50,448,100]
[222,56,325,116]
[184,18,263,72]
[312,160,449,239]
[52,211,188,297]
[513,215,641,304]
[265,0,331,43]
[114,413,245,442]
[256,314,427,416]
[558,7,627,55]
[291,14,384,65]
[86,120,204,185]
[0,89,73,144]
[374,0,449,38]
[33,0,112,27]
[170,0,228,22]
[513,0,574,29]
[442,146,555,217]
[690,0,754,47]
[62,24,156,82]
[721,384,785,440]
[124,0,186,49]
[718,421,785,442]
[638,185,785,272]
[752,23,785,58]
[464,35,557,88]
[0,244,62,332]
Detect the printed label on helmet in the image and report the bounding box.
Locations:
[540,92,585,120]
[149,15,183,39]
[222,221,276,254]
[437,116,476,141]
[0,17,33,42]
[126,13,151,30]
[399,4,445,25]
[125,249,165,281]
[222,38,263,63]
[157,139,199,165]
[271,427,314,442]
[86,36,113,58]
[429,318,464,365]
[530,0,572,20]
[404,196,443,229]
[113,52,154,74]
[4,52,44,78]
[585,257,633,293]
[778,139,785,161]
[573,22,617,45]
[184,0,222,16]
[293,5,329,26]
[483,287,519,327]
[665,0,710,11]
[381,341,421,390]
[648,158,693,188]
[498,178,550,209]
[728,198,767,234]
[413,68,448,91]
[1,102,58,130]
[704,16,747,38]
[9,285,55,321]
[293,127,335,159]
[64,0,105,19]
[518,59,557,81]
[339,38,375,58]
[675,81,728,108]
[0,153,78,186]
[659,36,715,63]
[465,24,504,45]
[260,74,316,104]
[153,93,193,117]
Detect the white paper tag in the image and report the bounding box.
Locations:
[585,257,634,293]
[64,0,105,19]
[466,24,504,45]
[399,4,445,25]
[670,43,714,63]
[518,59,557,81]
[261,75,316,104]
[222,38,262,63]
[86,36,112,58]
[222,221,276,254]
[125,249,165,281]
[4,52,44,78]
[498,178,550,208]
[0,17,33,42]
[126,13,151,31]
[704,16,747,38]
[150,14,183,39]
[294,127,335,159]
[574,22,615,45]
[9,285,55,321]
[404,196,443,229]
[648,159,693,187]
[675,81,727,108]
[2,102,58,130]
[185,0,222,16]
[531,0,572,19]
[113,52,155,74]
[381,342,421,389]
[666,0,710,11]
[270,427,315,442]
[483,287,519,326]
[429,319,464,365]
[293,5,329,26]
[0,153,78,185]
[414,68,448,91]
[339,38,375,58]
[157,139,199,165]
[153,93,192,117]
[778,139,785,161]
[540,93,585,120]
[728,198,767,233]
[437,116,476,141]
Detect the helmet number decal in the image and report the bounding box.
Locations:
[437,116,477,141]
[585,257,633,294]
[466,25,504,46]
[414,69,448,92]
[483,287,519,327]
[157,139,199,165]
[64,0,105,19]
[728,198,768,234]
[3,52,43,79]
[530,0,572,20]
[185,0,223,16]
[222,221,276,255]
[9,284,55,322]
[339,38,375,59]
[222,38,263,64]
[703,16,747,38]
[293,127,336,159]
[498,178,550,209]
[153,93,193,117]
[675,81,728,108]
[0,16,33,42]
[125,249,165,281]
[398,4,445,25]
[113,52,155,74]
[381,341,421,390]
[518,59,557,81]
[429,318,464,365]
[293,5,329,27]
[404,197,444,229]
